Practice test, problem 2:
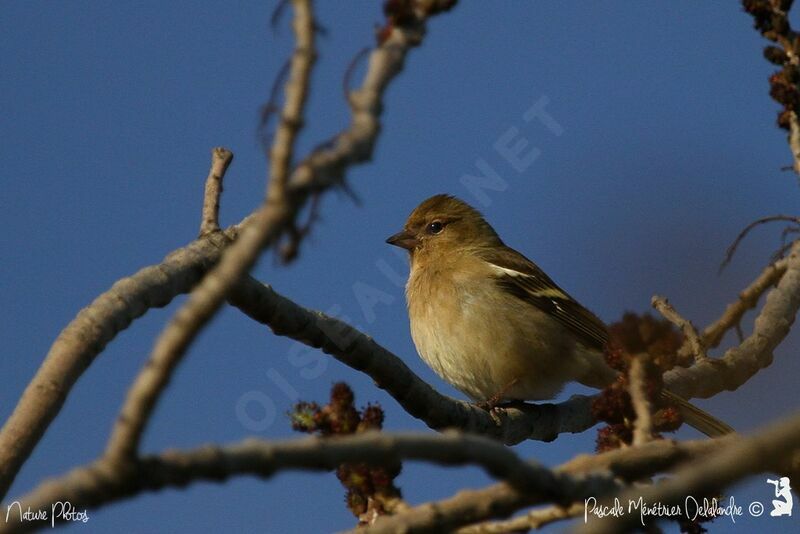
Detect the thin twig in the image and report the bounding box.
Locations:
[257,58,291,152]
[719,215,800,273]
[773,227,800,262]
[629,357,653,446]
[734,322,745,343]
[270,0,290,30]
[343,47,370,103]
[790,112,800,175]
[652,295,706,361]
[700,257,788,349]
[199,147,233,235]
[278,191,321,262]
[267,0,317,201]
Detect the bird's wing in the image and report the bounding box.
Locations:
[479,246,609,352]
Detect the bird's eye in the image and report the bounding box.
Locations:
[426,221,444,235]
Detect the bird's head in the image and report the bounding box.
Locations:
[386,194,502,260]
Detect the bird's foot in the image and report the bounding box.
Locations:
[475,396,502,413]
[475,378,520,411]
[475,399,528,426]
[474,398,502,426]
[475,379,522,424]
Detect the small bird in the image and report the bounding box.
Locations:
[386,194,731,437]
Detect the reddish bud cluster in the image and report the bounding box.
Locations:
[764,45,789,65]
[376,0,458,44]
[742,0,800,130]
[376,0,414,45]
[384,0,417,26]
[289,383,402,523]
[607,312,686,369]
[592,313,686,453]
[770,68,800,108]
[288,384,359,434]
[595,314,715,531]
[743,0,789,35]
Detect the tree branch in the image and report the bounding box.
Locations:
[701,257,788,349]
[228,276,597,444]
[267,0,316,210]
[719,215,800,273]
[0,227,238,499]
[199,147,234,235]
[629,357,653,446]
[664,240,800,399]
[652,296,707,362]
[1,431,583,534]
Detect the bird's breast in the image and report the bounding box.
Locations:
[406,268,521,400]
[405,265,583,401]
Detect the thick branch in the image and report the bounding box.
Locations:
[228,276,596,444]
[0,227,238,499]
[2,431,581,534]
[664,240,800,399]
[701,257,787,349]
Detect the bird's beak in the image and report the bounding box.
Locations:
[386,229,419,250]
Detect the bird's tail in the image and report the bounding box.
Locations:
[661,390,734,438]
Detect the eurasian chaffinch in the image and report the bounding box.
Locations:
[387,194,731,437]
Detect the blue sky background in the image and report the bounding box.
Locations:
[2,2,799,533]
